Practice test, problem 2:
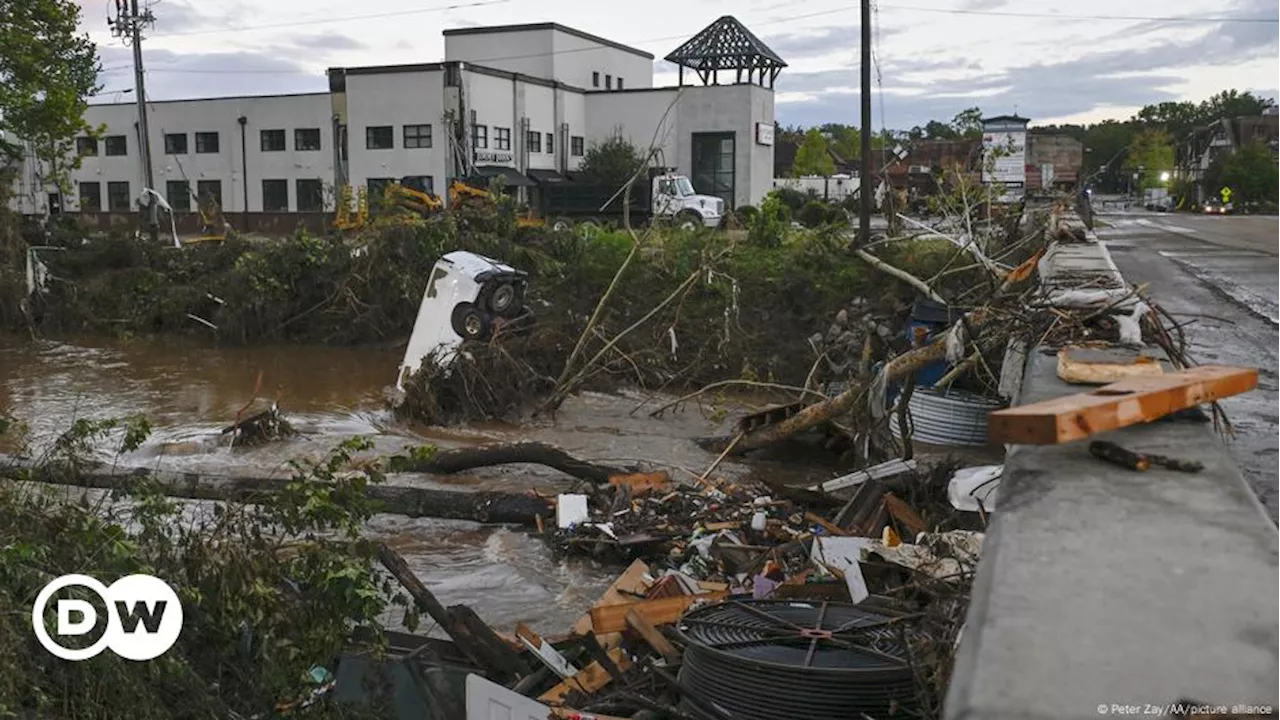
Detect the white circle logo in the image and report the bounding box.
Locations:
[32,573,183,661]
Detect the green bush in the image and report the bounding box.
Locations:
[770,186,809,213]
[797,200,830,229]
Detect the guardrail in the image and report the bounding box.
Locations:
[944,208,1278,720]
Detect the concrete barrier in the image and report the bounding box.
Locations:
[945,210,1279,720]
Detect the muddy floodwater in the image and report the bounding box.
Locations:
[0,335,829,633]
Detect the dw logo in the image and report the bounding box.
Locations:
[32,574,183,661]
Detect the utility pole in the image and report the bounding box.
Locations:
[858,0,872,246]
[109,0,158,242]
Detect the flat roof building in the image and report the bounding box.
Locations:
[8,17,782,220]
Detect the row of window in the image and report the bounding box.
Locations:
[76,129,323,157]
[591,72,623,90]
[365,124,432,150]
[75,178,325,212]
[468,126,585,156]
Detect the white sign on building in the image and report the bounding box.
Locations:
[755,122,774,146]
[982,130,1026,185]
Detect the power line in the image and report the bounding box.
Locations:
[114,5,863,77]
[883,3,1278,23]
[151,0,512,38]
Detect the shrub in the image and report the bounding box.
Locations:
[748,195,790,247]
[797,200,830,229]
[770,186,809,213]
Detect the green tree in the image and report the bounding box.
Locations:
[1134,101,1200,137]
[0,0,101,197]
[578,131,646,187]
[792,128,835,176]
[1199,90,1276,124]
[923,120,957,140]
[1125,128,1175,190]
[950,107,984,139]
[1081,120,1136,191]
[820,124,860,161]
[1220,142,1279,204]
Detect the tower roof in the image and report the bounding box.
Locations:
[665,16,786,87]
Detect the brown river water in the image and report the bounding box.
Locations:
[0,335,829,634]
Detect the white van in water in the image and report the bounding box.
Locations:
[394,251,530,392]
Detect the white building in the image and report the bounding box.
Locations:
[8,16,784,220]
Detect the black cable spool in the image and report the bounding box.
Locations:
[677,599,919,720]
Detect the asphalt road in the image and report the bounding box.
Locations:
[1096,210,1279,520]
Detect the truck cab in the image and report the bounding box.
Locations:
[651,173,724,228]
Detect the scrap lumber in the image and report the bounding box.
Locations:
[1088,441,1151,472]
[391,441,626,483]
[1,458,551,526]
[1057,345,1165,385]
[988,365,1258,445]
[376,543,528,679]
[883,493,927,537]
[625,607,681,664]
[804,511,849,537]
[539,647,633,705]
[589,591,728,635]
[516,623,578,679]
[807,458,918,494]
[572,560,652,649]
[608,471,672,496]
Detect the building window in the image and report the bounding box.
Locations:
[78,182,101,211]
[366,125,394,150]
[262,179,288,211]
[76,137,98,156]
[617,77,624,90]
[195,132,219,154]
[527,130,541,154]
[261,129,286,152]
[546,132,554,154]
[166,180,191,212]
[571,136,584,157]
[605,74,612,90]
[493,127,511,151]
[197,179,222,208]
[404,175,434,195]
[367,178,394,197]
[107,181,131,211]
[692,131,736,210]
[296,179,324,211]
[592,71,599,88]
[104,135,127,156]
[164,133,188,154]
[404,124,432,149]
[295,128,321,151]
[473,124,488,149]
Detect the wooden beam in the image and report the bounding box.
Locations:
[988,365,1258,445]
[590,592,728,635]
[626,607,681,664]
[539,647,632,705]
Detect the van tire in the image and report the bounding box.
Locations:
[485,281,522,317]
[551,217,574,233]
[451,303,491,341]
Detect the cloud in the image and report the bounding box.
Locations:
[775,11,1278,128]
[286,31,366,50]
[93,46,324,101]
[761,25,903,62]
[958,0,1008,9]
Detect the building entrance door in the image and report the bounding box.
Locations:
[692,132,735,209]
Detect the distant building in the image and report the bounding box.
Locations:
[8,17,783,219]
[1176,113,1279,204]
[981,115,1029,201]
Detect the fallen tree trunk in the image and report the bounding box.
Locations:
[0,459,551,526]
[392,441,627,484]
[723,307,1000,456]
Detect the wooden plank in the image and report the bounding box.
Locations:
[882,493,927,538]
[804,511,848,537]
[608,471,673,496]
[538,647,632,705]
[626,607,681,664]
[590,592,728,635]
[989,365,1258,445]
[571,559,651,649]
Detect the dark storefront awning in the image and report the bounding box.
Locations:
[471,165,535,188]
[526,168,568,185]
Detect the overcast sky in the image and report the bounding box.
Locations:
[81,0,1279,129]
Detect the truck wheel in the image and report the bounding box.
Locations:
[576,218,603,239]
[451,303,491,341]
[551,217,574,233]
[486,281,522,317]
[677,211,701,231]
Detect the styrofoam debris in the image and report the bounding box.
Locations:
[556,494,589,529]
